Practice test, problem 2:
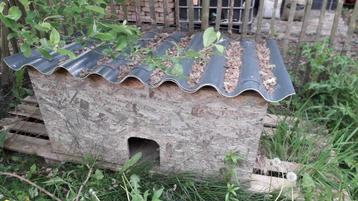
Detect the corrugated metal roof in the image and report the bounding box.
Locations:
[4,31,295,102]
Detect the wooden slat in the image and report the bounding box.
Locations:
[329,0,343,46]
[242,0,252,38]
[270,0,279,36]
[4,133,121,171]
[343,1,358,52]
[249,174,296,193]
[8,121,47,137]
[187,0,194,32]
[23,95,38,105]
[255,0,265,39]
[254,157,301,174]
[295,0,313,66]
[135,0,142,26]
[201,0,209,30]
[283,1,297,58]
[228,0,235,34]
[315,0,328,40]
[149,0,157,26]
[8,104,43,121]
[123,3,128,21]
[215,0,222,31]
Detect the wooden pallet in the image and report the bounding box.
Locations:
[0,95,300,193]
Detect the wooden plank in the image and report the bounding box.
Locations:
[23,95,38,105]
[270,0,279,36]
[8,104,43,121]
[249,174,296,193]
[242,0,252,38]
[329,0,343,46]
[283,1,297,58]
[255,0,265,39]
[343,1,358,52]
[254,157,301,174]
[4,133,121,171]
[149,0,157,26]
[1,2,12,89]
[215,0,222,31]
[175,0,180,30]
[123,3,128,21]
[187,0,194,32]
[315,0,328,40]
[228,0,235,34]
[201,0,209,30]
[8,121,47,137]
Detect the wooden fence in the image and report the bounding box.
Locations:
[0,0,358,92]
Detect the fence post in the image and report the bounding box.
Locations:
[283,0,297,58]
[163,0,169,28]
[315,0,328,40]
[329,0,343,46]
[344,0,358,53]
[175,0,180,30]
[201,0,209,30]
[215,0,222,31]
[149,0,157,27]
[255,0,265,40]
[135,0,142,26]
[228,0,235,34]
[242,0,252,38]
[270,0,279,36]
[187,0,194,32]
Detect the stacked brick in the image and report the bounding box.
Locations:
[110,0,175,24]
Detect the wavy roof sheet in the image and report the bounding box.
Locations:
[4,31,295,102]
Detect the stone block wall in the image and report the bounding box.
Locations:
[29,69,267,180]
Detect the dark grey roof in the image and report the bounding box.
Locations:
[4,31,295,102]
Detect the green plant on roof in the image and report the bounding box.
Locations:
[0,0,140,59]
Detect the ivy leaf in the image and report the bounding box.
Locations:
[214,44,224,54]
[38,48,52,59]
[19,0,30,10]
[57,48,76,59]
[93,169,104,180]
[203,27,217,48]
[35,22,52,32]
[85,5,105,15]
[7,6,22,21]
[94,32,115,41]
[20,44,32,57]
[0,2,6,14]
[50,28,60,46]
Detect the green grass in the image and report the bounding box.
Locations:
[0,151,286,201]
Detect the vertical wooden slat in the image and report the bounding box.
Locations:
[315,0,328,40]
[1,11,12,89]
[201,0,209,30]
[175,0,180,30]
[294,0,312,70]
[329,0,343,46]
[163,0,169,28]
[110,0,116,19]
[270,0,279,36]
[344,0,358,52]
[228,0,235,34]
[215,0,222,31]
[149,0,157,26]
[255,0,265,40]
[123,3,128,21]
[242,0,252,38]
[283,1,297,58]
[187,0,194,32]
[135,0,142,26]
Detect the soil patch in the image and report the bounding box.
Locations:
[188,47,212,86]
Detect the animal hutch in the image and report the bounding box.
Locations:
[4,0,295,182]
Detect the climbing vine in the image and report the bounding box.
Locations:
[0,0,139,59]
